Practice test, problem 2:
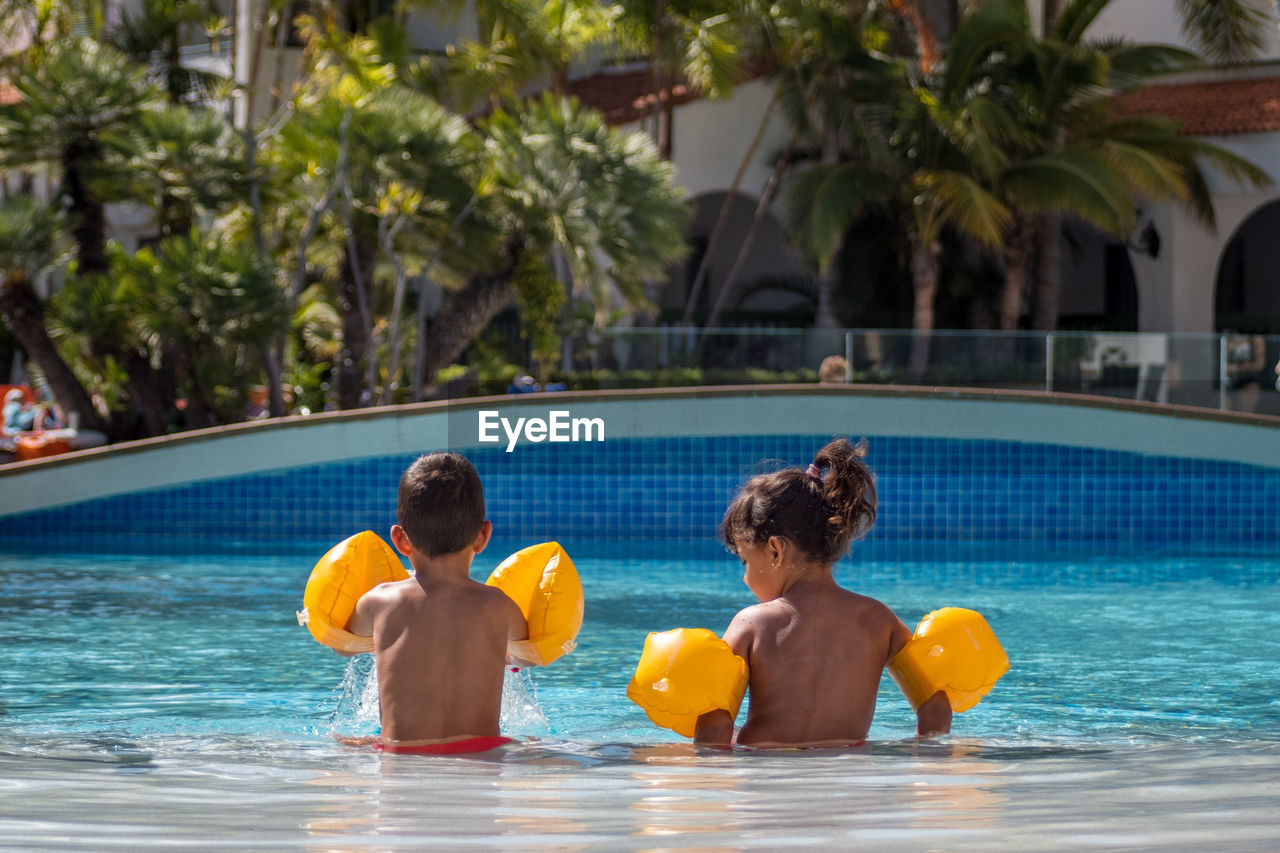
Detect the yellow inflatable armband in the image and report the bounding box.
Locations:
[627,628,749,738]
[297,531,409,653]
[888,607,1009,713]
[486,541,583,666]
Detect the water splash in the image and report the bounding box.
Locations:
[327,655,379,735]
[325,658,551,738]
[501,667,551,736]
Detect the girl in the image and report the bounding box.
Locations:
[694,438,950,747]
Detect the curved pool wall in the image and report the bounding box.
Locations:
[1,386,1278,552]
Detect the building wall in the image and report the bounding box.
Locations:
[1089,0,1280,60]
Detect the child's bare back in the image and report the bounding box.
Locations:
[343,452,528,750]
[720,580,910,747]
[694,439,951,747]
[353,573,524,743]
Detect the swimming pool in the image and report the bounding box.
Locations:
[2,537,1278,849]
[3,389,1279,848]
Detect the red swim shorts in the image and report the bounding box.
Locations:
[373,736,514,755]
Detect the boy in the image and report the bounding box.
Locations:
[346,452,529,753]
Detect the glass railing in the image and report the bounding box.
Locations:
[554,328,1280,417]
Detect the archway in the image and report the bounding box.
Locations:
[1057,218,1140,331]
[1214,199,1280,331]
[664,192,810,324]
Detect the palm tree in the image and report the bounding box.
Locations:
[779,3,1010,370]
[112,0,225,104]
[1169,0,1272,64]
[128,231,286,426]
[277,78,491,408]
[1007,0,1273,329]
[117,105,247,238]
[49,252,176,437]
[485,94,690,326]
[614,0,744,158]
[418,95,690,384]
[0,38,159,275]
[417,0,619,108]
[0,196,106,432]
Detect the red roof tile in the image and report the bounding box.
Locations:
[564,59,772,126]
[565,68,697,126]
[1116,76,1280,136]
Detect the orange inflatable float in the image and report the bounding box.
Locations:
[627,628,749,737]
[888,607,1009,712]
[485,541,584,666]
[297,531,408,653]
[298,535,584,666]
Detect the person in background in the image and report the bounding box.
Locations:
[818,356,850,385]
[3,388,60,432]
[1225,332,1267,413]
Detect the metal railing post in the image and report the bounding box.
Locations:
[844,331,854,382]
[1045,333,1053,393]
[1219,334,1228,410]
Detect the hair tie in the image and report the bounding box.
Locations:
[805,463,823,482]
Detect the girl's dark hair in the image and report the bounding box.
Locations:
[719,438,877,565]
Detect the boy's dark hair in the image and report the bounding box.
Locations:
[719,438,877,565]
[397,452,485,557]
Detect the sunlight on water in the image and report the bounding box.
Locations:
[2,543,1278,849]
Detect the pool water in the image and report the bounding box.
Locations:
[2,539,1278,849]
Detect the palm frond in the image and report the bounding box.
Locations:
[1097,139,1190,200]
[1097,41,1202,88]
[785,161,885,263]
[1055,0,1114,47]
[1002,149,1134,233]
[940,0,1028,104]
[915,170,1010,247]
[0,196,71,277]
[1175,0,1274,64]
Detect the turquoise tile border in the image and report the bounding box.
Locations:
[2,435,1276,551]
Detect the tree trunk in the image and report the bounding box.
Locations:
[1000,214,1035,331]
[261,343,286,417]
[419,241,524,386]
[166,31,182,103]
[1031,209,1062,331]
[379,215,408,406]
[173,346,217,429]
[335,236,376,410]
[814,260,840,329]
[245,0,272,122]
[908,230,940,378]
[111,348,171,437]
[0,275,107,434]
[812,124,842,330]
[681,93,778,325]
[659,74,675,160]
[62,152,107,276]
[1041,0,1067,36]
[413,275,430,401]
[703,132,799,328]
